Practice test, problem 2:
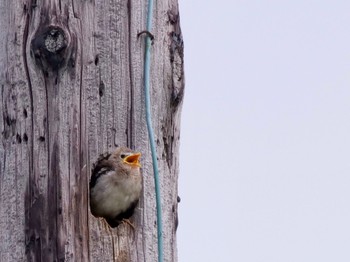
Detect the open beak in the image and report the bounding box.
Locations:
[124,153,141,167]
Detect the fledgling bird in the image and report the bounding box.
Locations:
[89,147,142,228]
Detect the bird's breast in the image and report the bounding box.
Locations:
[90,174,142,218]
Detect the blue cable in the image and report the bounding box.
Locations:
[143,0,164,261]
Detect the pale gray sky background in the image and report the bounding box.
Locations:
[178,1,350,261]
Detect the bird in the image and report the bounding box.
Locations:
[89,146,142,228]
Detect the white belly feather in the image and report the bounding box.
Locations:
[90,171,141,218]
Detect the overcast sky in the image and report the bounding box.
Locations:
[177,1,350,261]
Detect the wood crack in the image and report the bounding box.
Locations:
[127,0,134,150]
[22,6,34,177]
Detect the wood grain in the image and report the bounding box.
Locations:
[0,0,184,261]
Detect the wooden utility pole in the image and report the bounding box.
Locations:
[0,0,184,261]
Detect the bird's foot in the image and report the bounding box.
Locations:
[101,218,111,231]
[121,218,135,230]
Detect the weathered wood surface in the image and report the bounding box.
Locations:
[0,0,184,261]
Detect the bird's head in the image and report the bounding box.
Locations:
[112,147,142,170]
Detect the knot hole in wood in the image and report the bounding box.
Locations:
[30,26,72,74]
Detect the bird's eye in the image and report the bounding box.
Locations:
[120,154,126,159]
